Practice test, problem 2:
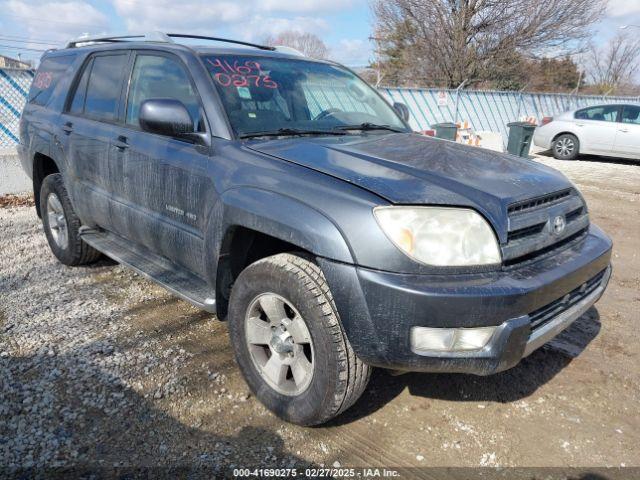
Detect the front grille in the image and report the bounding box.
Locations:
[503,229,588,268]
[508,222,545,242]
[565,206,584,223]
[508,189,573,215]
[503,189,589,264]
[528,269,607,334]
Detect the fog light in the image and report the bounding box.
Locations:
[410,326,497,353]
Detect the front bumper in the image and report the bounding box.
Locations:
[319,224,612,375]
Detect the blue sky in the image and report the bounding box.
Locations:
[1,0,639,75]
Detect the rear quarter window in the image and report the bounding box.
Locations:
[29,54,76,107]
[82,54,129,122]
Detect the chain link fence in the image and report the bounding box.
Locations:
[380,87,640,144]
[0,68,34,148]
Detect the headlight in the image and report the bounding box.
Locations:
[374,206,501,267]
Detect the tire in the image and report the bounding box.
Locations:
[40,173,101,266]
[228,253,371,426]
[552,133,579,160]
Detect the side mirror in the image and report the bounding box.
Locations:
[393,102,410,123]
[139,98,194,138]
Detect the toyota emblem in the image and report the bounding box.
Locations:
[552,215,566,235]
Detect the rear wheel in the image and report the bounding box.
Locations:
[553,133,579,160]
[228,253,371,426]
[40,174,101,266]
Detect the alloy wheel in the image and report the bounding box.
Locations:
[555,137,575,157]
[244,293,314,396]
[46,193,69,250]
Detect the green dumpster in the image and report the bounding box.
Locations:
[506,122,536,157]
[430,122,458,141]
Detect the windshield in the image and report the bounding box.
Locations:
[202,55,408,138]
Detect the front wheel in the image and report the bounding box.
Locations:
[227,253,371,426]
[553,133,579,160]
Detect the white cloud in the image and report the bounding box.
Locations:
[3,0,110,43]
[111,0,246,33]
[260,0,357,13]
[110,0,334,44]
[607,1,640,18]
[236,15,329,41]
[111,0,349,37]
[331,38,371,66]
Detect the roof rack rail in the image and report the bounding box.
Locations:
[272,45,306,57]
[65,32,171,48]
[166,33,276,51]
[64,31,276,51]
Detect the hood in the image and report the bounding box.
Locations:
[247,133,572,235]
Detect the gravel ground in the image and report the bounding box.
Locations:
[1,155,639,477]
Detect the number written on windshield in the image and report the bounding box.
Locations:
[206,58,278,89]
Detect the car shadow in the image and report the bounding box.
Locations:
[533,149,639,166]
[330,308,601,426]
[1,344,311,477]
[83,255,120,268]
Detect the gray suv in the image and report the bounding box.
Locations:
[18,33,612,425]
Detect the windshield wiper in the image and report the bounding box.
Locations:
[240,128,348,139]
[335,123,404,133]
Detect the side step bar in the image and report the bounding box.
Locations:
[80,228,216,313]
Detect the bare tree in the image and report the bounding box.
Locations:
[371,0,607,88]
[586,32,640,94]
[264,31,330,59]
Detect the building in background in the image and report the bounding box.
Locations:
[0,54,31,69]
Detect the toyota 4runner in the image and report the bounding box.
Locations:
[18,33,612,426]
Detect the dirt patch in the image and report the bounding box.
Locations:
[0,193,35,208]
[1,157,639,474]
[0,193,34,208]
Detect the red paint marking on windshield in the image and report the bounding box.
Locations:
[207,58,278,89]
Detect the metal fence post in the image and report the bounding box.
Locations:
[454,79,468,123]
[515,83,530,121]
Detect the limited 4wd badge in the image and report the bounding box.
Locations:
[165,204,197,222]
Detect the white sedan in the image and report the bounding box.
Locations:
[533,104,640,160]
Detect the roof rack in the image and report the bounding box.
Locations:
[65,32,276,51]
[167,33,275,51]
[272,45,306,57]
[65,32,170,48]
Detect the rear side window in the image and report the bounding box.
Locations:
[69,59,92,114]
[575,105,619,122]
[28,54,76,107]
[82,54,128,122]
[621,105,640,125]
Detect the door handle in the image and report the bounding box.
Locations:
[618,128,629,133]
[114,135,130,150]
[62,122,73,134]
